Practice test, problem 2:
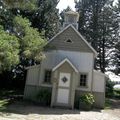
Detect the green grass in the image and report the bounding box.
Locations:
[0,89,23,112]
[0,99,10,111]
[104,99,112,109]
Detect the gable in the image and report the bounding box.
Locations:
[52,58,78,73]
[47,25,97,54]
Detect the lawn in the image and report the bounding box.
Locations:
[0,99,10,111]
[0,89,23,111]
[105,98,112,109]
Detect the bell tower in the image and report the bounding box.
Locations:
[63,11,79,29]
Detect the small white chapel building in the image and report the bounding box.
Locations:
[24,11,108,109]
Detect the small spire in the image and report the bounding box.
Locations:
[63,10,79,29]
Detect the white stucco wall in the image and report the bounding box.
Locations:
[93,71,105,92]
[39,50,94,91]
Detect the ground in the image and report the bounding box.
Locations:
[0,99,120,120]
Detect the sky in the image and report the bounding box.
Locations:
[57,0,76,12]
[57,0,118,12]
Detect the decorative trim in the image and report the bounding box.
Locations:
[52,58,78,73]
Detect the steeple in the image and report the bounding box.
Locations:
[63,11,79,29]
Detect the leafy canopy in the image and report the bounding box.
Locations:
[13,15,47,61]
[4,0,37,10]
[0,15,47,72]
[0,26,19,71]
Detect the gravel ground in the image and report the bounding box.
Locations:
[0,100,119,120]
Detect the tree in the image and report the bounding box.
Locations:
[13,16,46,61]
[0,0,14,30]
[105,0,120,75]
[0,0,59,89]
[11,15,46,82]
[0,25,19,72]
[30,0,59,38]
[112,42,120,75]
[3,0,59,39]
[3,0,37,10]
[75,0,119,73]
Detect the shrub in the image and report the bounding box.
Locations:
[114,88,120,99]
[80,93,95,105]
[106,80,115,97]
[79,93,95,110]
[36,89,51,106]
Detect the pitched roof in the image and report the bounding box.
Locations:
[26,64,40,70]
[64,11,79,15]
[47,25,97,56]
[52,58,78,73]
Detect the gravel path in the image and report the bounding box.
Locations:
[0,101,119,120]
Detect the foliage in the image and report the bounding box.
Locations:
[0,89,23,111]
[36,89,51,105]
[113,88,120,99]
[9,15,46,87]
[76,93,95,110]
[114,88,120,94]
[79,93,95,105]
[0,14,46,72]
[106,80,115,97]
[0,0,59,89]
[0,12,46,89]
[0,0,14,30]
[13,15,46,61]
[105,98,112,109]
[4,0,37,10]
[75,0,119,73]
[0,99,10,111]
[30,0,59,38]
[4,0,60,39]
[0,25,19,72]
[111,41,120,75]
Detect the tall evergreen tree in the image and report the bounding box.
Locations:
[0,0,14,30]
[75,0,119,73]
[1,0,59,38]
[11,16,46,82]
[31,0,59,38]
[109,0,120,75]
[0,0,59,85]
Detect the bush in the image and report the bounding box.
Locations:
[114,88,120,99]
[79,93,95,110]
[106,80,115,97]
[80,93,95,105]
[36,89,51,106]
